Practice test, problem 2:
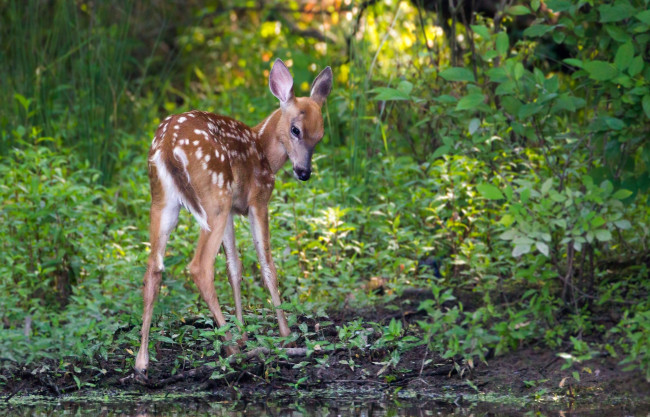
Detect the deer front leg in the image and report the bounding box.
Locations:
[249,205,291,338]
[222,214,247,343]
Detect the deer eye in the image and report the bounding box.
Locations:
[290,126,301,137]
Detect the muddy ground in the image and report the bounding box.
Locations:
[2,290,649,405]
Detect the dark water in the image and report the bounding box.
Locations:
[2,397,650,417]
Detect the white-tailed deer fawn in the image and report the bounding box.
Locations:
[134,59,332,378]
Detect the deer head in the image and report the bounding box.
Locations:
[267,59,332,181]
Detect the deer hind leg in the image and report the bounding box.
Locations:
[135,201,180,377]
[188,209,240,355]
[249,205,291,338]
[222,214,247,343]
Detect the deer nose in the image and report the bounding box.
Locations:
[294,167,311,181]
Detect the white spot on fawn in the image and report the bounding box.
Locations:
[178,116,187,124]
[193,140,199,146]
[212,172,218,184]
[196,148,203,159]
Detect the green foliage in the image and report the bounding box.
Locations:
[0,0,649,387]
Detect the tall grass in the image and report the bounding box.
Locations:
[0,0,140,181]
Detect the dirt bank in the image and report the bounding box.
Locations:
[2,297,649,403]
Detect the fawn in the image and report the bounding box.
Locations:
[134,59,333,378]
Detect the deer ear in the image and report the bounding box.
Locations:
[269,59,295,105]
[310,66,333,107]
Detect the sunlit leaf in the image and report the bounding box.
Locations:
[507,5,531,15]
[370,87,410,101]
[440,67,475,82]
[612,189,633,200]
[496,32,509,55]
[470,25,490,38]
[477,183,504,200]
[594,229,612,242]
[512,244,531,257]
[456,93,485,110]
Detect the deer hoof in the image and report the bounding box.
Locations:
[225,345,240,356]
[283,340,297,348]
[134,368,149,384]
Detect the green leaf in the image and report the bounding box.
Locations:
[545,0,572,12]
[642,94,650,119]
[496,32,509,55]
[615,42,634,71]
[594,229,612,242]
[455,93,485,111]
[604,117,625,131]
[396,80,414,95]
[536,242,549,257]
[612,189,633,200]
[599,2,635,23]
[614,220,631,229]
[432,145,450,159]
[500,214,515,227]
[636,10,650,25]
[501,96,522,115]
[487,67,508,83]
[541,178,553,195]
[512,244,531,257]
[499,229,517,240]
[605,25,631,43]
[583,61,618,81]
[628,55,644,76]
[370,87,410,101]
[495,80,516,96]
[477,183,504,200]
[544,76,559,93]
[514,62,525,81]
[518,103,543,119]
[439,67,476,82]
[433,95,458,104]
[531,0,541,12]
[590,216,606,228]
[523,24,554,38]
[469,118,480,135]
[507,5,531,15]
[563,58,583,68]
[470,25,490,39]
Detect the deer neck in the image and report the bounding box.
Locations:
[253,108,288,174]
